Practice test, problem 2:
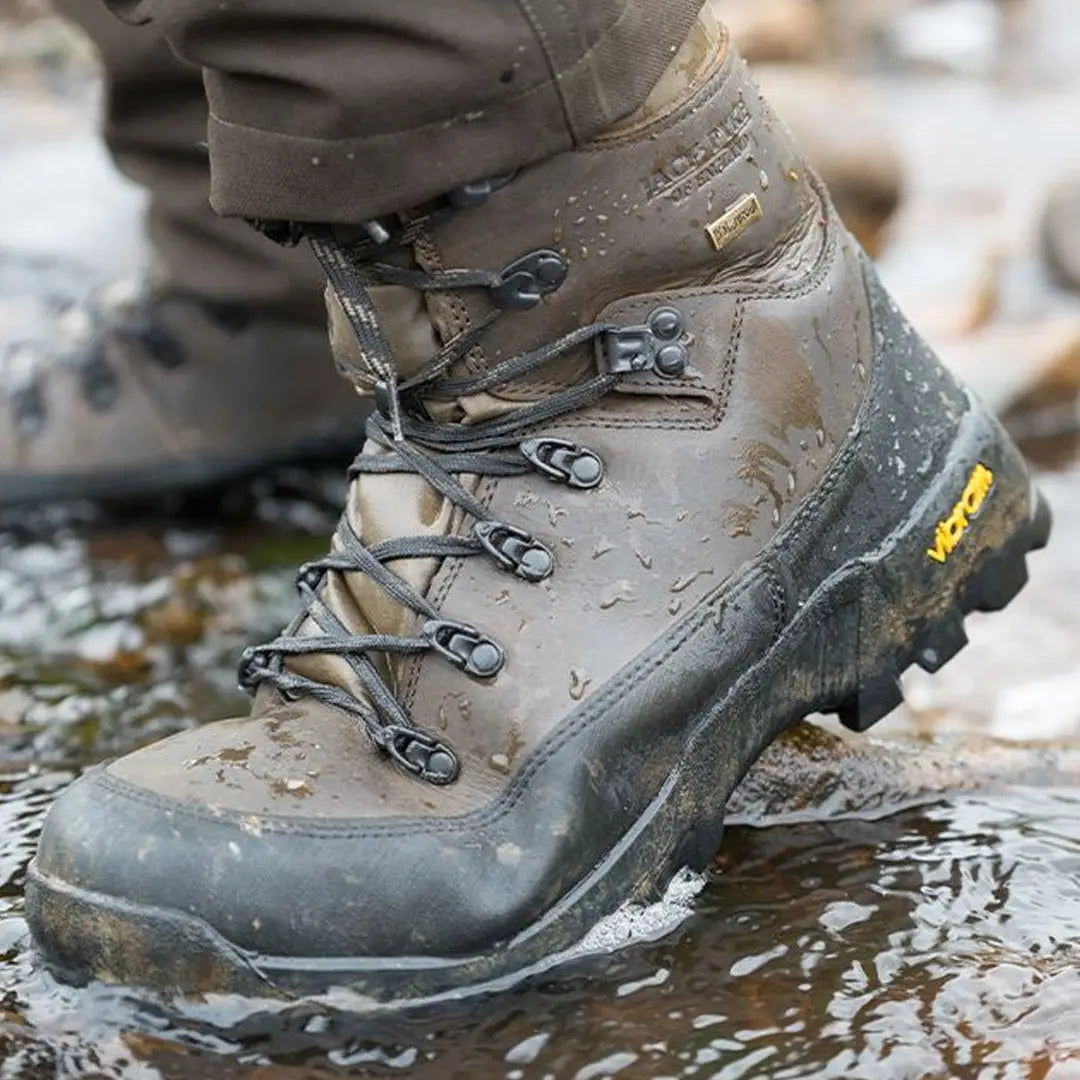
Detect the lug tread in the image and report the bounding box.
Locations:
[836,493,1049,734]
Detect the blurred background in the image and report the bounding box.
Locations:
[3,2,1080,1078]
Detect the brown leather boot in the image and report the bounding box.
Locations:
[28,9,1048,1002]
[0,284,366,506]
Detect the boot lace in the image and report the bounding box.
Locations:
[239,189,691,785]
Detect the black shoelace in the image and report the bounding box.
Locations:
[239,192,691,784]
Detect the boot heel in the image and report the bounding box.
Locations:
[831,396,1050,736]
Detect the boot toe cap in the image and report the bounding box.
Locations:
[26,721,573,995]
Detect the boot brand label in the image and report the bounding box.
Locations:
[927,463,994,564]
[643,95,752,204]
[705,193,764,252]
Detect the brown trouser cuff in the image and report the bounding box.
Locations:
[206,79,571,224]
[189,0,705,222]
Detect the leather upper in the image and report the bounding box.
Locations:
[104,31,873,827]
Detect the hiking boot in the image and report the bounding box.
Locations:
[0,283,367,507]
[27,9,1049,1003]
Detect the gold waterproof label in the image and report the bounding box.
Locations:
[927,463,995,564]
[705,193,764,252]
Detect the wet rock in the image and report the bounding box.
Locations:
[1000,322,1080,468]
[1041,175,1080,293]
[720,0,825,64]
[729,721,1080,826]
[939,315,1080,414]
[0,516,328,770]
[754,65,904,256]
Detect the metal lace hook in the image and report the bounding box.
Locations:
[362,219,392,246]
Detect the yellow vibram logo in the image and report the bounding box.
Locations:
[927,463,995,564]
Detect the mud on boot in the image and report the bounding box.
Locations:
[26,5,1049,1004]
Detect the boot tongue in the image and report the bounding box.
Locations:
[327,260,443,390]
[278,453,469,706]
[287,235,505,706]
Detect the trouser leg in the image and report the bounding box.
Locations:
[99,0,707,223]
[57,0,325,321]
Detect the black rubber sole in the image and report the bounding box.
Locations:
[25,383,1051,1010]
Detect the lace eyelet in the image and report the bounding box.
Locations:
[491,250,569,310]
[382,725,460,785]
[474,521,555,582]
[237,646,262,694]
[423,619,505,678]
[296,563,325,591]
[446,172,517,209]
[520,438,604,489]
[602,306,690,378]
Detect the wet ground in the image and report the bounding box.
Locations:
[4,1,1080,1077]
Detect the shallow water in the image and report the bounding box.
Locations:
[4,766,1080,1077]
[5,0,1080,1076]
